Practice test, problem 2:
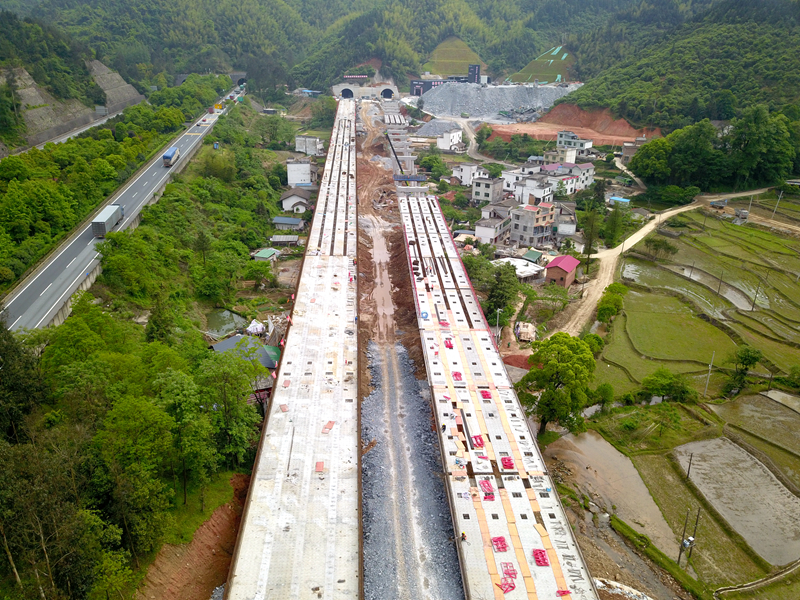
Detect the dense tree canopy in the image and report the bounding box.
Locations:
[628,108,799,190]
[516,333,595,436]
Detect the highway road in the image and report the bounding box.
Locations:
[2,91,241,331]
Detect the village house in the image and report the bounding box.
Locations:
[253,248,280,263]
[451,163,489,186]
[509,203,556,248]
[472,176,504,204]
[272,216,305,231]
[280,188,313,213]
[295,135,324,156]
[545,255,580,288]
[622,135,648,165]
[474,198,517,245]
[286,158,319,187]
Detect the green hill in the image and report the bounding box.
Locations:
[509,46,575,83]
[0,10,105,144]
[561,0,800,130]
[420,37,486,77]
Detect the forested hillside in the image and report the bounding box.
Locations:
[19,0,645,91]
[562,0,800,130]
[0,10,105,142]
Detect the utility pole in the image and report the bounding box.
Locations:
[748,195,753,214]
[496,308,501,344]
[686,453,694,478]
[751,279,761,311]
[704,351,715,398]
[689,261,695,279]
[677,508,690,565]
[772,191,784,220]
[716,269,724,296]
[687,508,701,563]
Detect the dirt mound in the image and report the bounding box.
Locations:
[489,105,661,147]
[540,104,659,138]
[136,474,250,600]
[503,354,532,370]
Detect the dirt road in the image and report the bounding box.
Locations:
[357,102,464,600]
[558,202,701,336]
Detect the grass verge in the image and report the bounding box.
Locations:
[164,470,238,545]
[610,514,712,599]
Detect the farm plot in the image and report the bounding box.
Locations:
[602,313,704,383]
[633,453,768,586]
[622,258,732,318]
[712,395,800,456]
[624,292,737,364]
[675,438,800,566]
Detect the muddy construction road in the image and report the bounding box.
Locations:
[357,103,463,600]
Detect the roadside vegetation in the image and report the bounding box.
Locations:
[0,74,231,291]
[0,101,302,599]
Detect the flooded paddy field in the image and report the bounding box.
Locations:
[675,438,800,566]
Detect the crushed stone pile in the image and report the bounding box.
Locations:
[415,118,461,137]
[422,82,581,119]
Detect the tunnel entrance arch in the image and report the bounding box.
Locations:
[381,88,394,99]
[341,88,354,99]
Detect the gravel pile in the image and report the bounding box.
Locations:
[416,118,461,137]
[422,82,581,119]
[362,342,464,600]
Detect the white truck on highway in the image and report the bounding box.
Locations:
[92,204,124,237]
[162,146,180,167]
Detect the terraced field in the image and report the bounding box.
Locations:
[600,210,800,395]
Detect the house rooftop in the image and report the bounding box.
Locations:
[546,255,580,273]
[280,187,313,200]
[211,335,281,369]
[255,248,279,259]
[273,216,303,225]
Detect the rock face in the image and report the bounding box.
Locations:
[86,60,144,112]
[0,67,94,145]
[1,60,144,149]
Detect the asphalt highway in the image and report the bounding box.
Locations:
[2,91,240,331]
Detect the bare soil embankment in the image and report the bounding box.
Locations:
[490,105,660,147]
[136,474,249,600]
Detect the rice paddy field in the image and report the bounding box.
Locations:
[599,210,800,396]
[420,37,487,77]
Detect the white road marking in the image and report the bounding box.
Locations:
[10,315,22,329]
[35,260,95,328]
[39,283,52,296]
[6,87,235,316]
[66,256,77,268]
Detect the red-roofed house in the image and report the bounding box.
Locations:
[545,255,580,288]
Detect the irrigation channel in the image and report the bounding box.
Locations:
[358,147,464,597]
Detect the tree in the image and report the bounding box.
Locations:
[0,318,48,443]
[727,345,763,389]
[583,209,601,264]
[484,163,503,178]
[629,137,672,184]
[145,293,175,343]
[485,262,518,318]
[245,260,276,290]
[554,180,568,202]
[95,397,174,565]
[154,370,217,506]
[592,178,607,208]
[641,367,696,402]
[194,230,212,266]
[516,333,595,436]
[196,351,261,466]
[604,202,625,247]
[534,283,569,312]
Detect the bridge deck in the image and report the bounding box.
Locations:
[399,195,598,600]
[226,99,359,600]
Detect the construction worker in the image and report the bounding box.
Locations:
[461,532,467,542]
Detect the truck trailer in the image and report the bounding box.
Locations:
[92,204,124,238]
[162,147,180,167]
